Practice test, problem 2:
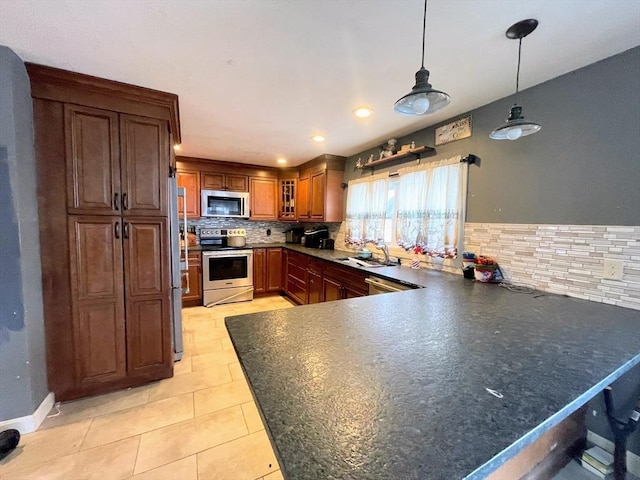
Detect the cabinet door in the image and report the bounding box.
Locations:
[123,217,172,375]
[177,171,200,218]
[226,174,248,192]
[181,252,202,306]
[253,248,267,294]
[322,276,343,302]
[68,216,126,385]
[65,105,120,215]
[202,173,225,190]
[266,248,283,292]
[120,115,169,216]
[250,177,278,220]
[310,170,326,220]
[297,175,310,220]
[307,270,322,304]
[278,179,297,220]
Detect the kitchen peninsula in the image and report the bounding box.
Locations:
[226,270,640,479]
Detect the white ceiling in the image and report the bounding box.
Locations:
[1,0,639,167]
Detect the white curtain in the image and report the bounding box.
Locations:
[345,172,389,247]
[395,156,465,258]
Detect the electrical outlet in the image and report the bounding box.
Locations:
[603,259,623,280]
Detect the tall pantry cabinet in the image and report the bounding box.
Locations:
[27,64,181,401]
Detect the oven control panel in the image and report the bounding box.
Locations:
[200,228,246,238]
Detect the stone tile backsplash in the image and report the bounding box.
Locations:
[464,223,640,311]
[188,218,639,310]
[186,219,341,245]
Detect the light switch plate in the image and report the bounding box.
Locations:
[603,259,623,280]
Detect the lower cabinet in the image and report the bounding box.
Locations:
[307,259,324,304]
[322,262,368,300]
[284,250,368,305]
[253,247,283,295]
[67,216,173,398]
[181,251,202,307]
[285,250,309,305]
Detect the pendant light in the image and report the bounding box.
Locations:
[394,0,450,115]
[490,19,541,140]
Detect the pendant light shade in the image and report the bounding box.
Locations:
[490,19,541,141]
[394,0,450,116]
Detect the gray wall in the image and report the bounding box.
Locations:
[345,46,640,226]
[0,46,48,422]
[344,46,640,455]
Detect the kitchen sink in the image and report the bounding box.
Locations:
[336,257,398,268]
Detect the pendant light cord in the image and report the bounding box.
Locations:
[421,0,427,69]
[514,37,522,105]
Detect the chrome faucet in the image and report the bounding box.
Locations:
[369,240,390,264]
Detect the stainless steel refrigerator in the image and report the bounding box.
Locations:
[169,175,186,361]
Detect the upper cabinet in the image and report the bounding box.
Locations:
[175,154,345,222]
[249,176,278,220]
[65,105,169,217]
[201,172,248,192]
[297,154,346,223]
[278,178,297,221]
[177,169,200,218]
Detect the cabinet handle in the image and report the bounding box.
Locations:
[114,193,119,210]
[114,221,120,239]
[123,222,130,239]
[122,193,128,210]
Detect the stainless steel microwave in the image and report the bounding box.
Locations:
[201,190,250,218]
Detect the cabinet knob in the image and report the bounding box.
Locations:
[114,221,120,239]
[114,192,119,211]
[122,193,129,210]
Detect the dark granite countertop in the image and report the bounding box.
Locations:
[226,274,640,479]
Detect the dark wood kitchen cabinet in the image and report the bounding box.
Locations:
[253,247,283,295]
[285,250,309,305]
[307,259,324,304]
[181,251,202,307]
[250,177,278,221]
[65,105,168,217]
[296,154,346,222]
[278,178,297,220]
[177,170,200,218]
[28,64,179,401]
[201,172,248,192]
[323,262,368,299]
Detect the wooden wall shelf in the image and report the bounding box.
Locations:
[356,145,435,169]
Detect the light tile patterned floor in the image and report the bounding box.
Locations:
[0,296,294,480]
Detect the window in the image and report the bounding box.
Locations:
[346,155,467,258]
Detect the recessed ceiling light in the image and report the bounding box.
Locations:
[277,158,287,164]
[173,144,181,151]
[311,135,325,142]
[353,107,374,118]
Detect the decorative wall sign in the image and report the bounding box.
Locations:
[435,115,472,146]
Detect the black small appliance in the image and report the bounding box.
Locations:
[284,228,304,244]
[302,227,329,248]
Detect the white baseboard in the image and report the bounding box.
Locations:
[587,430,640,477]
[0,391,54,434]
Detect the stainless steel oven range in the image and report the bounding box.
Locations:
[200,229,254,307]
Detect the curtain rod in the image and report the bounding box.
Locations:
[386,153,478,177]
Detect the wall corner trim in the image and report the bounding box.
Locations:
[0,392,55,434]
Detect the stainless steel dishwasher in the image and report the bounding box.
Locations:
[365,276,417,295]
